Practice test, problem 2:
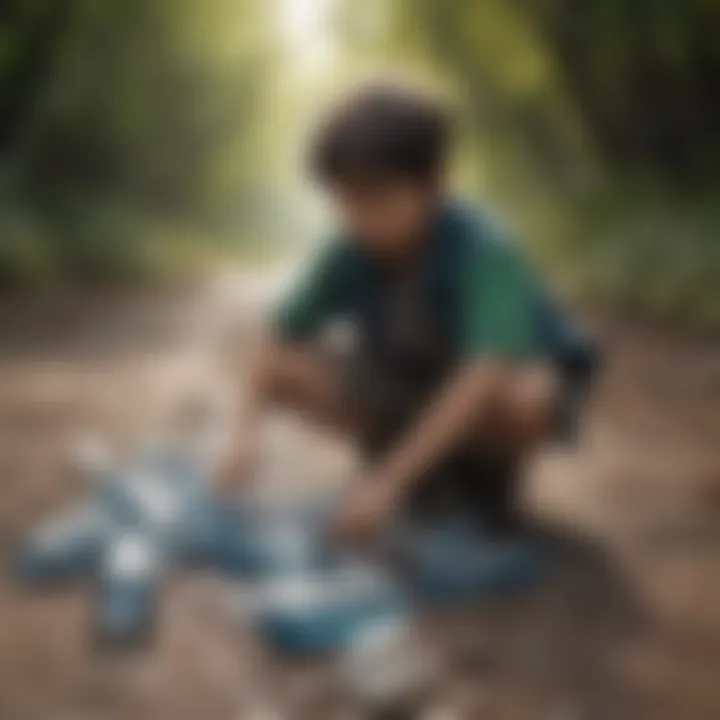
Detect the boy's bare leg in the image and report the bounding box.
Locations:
[231,344,559,509]
[259,344,558,460]
[461,365,559,531]
[482,365,558,456]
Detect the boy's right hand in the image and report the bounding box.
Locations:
[214,441,258,497]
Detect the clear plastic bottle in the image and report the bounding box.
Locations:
[253,560,409,657]
[16,503,107,582]
[94,529,164,647]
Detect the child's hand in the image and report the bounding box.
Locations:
[214,441,258,497]
[330,475,400,545]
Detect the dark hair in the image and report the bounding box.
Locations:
[310,82,452,185]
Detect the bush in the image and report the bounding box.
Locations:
[572,187,720,334]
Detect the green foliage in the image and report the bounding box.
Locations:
[570,188,720,333]
[371,0,720,332]
[0,0,717,333]
[0,189,215,289]
[0,0,279,286]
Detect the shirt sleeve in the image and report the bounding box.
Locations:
[272,242,347,341]
[459,235,539,360]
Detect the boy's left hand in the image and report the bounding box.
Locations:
[331,475,400,545]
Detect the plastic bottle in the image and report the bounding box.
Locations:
[339,615,436,715]
[15,503,107,582]
[94,529,164,647]
[253,561,409,656]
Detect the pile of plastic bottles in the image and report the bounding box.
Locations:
[15,434,221,645]
[15,430,546,663]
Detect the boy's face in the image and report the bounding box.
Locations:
[332,179,439,259]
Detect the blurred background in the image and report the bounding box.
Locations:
[0,1,719,719]
[0,0,718,321]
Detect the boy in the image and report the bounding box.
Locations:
[218,82,595,543]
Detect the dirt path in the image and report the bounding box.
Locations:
[0,269,719,720]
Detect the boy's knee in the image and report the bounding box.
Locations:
[504,366,558,444]
[468,365,556,453]
[256,342,309,401]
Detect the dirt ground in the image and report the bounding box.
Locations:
[0,268,719,720]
